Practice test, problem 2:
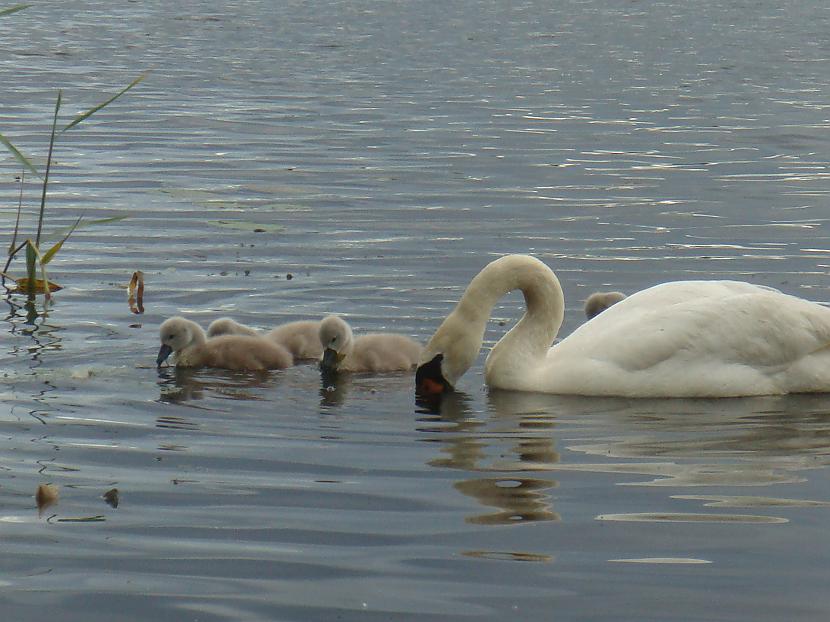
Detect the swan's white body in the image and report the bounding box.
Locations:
[419,255,830,398]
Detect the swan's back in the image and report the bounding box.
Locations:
[542,280,830,396]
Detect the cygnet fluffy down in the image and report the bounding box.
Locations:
[266,320,323,360]
[584,291,626,320]
[318,315,422,373]
[158,316,292,371]
[207,317,323,360]
[206,317,260,338]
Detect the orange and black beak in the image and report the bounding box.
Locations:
[415,353,451,396]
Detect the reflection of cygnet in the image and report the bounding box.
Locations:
[318,315,422,373]
[584,291,626,319]
[207,317,323,360]
[158,316,292,371]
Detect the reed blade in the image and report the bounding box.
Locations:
[34,90,61,247]
[25,239,37,289]
[45,215,129,241]
[41,216,82,265]
[0,4,30,18]
[0,132,40,178]
[62,73,147,133]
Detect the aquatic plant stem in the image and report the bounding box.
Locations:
[1,170,25,284]
[34,90,61,248]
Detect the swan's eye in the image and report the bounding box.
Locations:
[167,334,175,340]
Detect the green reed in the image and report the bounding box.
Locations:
[0,3,144,299]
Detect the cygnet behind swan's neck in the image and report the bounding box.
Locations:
[422,255,564,387]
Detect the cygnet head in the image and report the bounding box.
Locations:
[158,316,200,367]
[318,315,354,371]
[584,291,626,320]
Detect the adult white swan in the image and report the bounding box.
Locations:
[415,254,830,398]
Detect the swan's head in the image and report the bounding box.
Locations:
[415,309,482,395]
[318,315,354,371]
[584,291,626,320]
[158,316,198,367]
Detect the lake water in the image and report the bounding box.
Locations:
[3,0,830,620]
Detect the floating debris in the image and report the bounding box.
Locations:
[103,488,119,508]
[127,270,145,314]
[36,483,59,513]
[15,278,63,294]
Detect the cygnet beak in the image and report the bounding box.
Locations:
[157,343,173,367]
[415,353,451,395]
[320,347,345,371]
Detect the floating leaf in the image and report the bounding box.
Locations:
[206,220,285,233]
[22,239,54,299]
[15,277,63,293]
[62,73,147,133]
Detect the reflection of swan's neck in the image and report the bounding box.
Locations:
[483,256,564,387]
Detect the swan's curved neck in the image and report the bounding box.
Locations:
[481,256,564,383]
[423,255,564,387]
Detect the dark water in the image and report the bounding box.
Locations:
[3,1,830,620]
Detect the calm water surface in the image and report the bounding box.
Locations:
[2,1,830,620]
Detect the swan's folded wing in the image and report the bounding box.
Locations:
[556,287,830,373]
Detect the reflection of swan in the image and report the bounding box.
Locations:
[454,478,560,525]
[318,315,422,373]
[157,316,292,370]
[416,254,830,398]
[208,317,323,360]
[584,291,626,319]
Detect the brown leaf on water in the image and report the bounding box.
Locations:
[102,488,119,508]
[127,270,145,314]
[36,483,59,513]
[15,277,63,294]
